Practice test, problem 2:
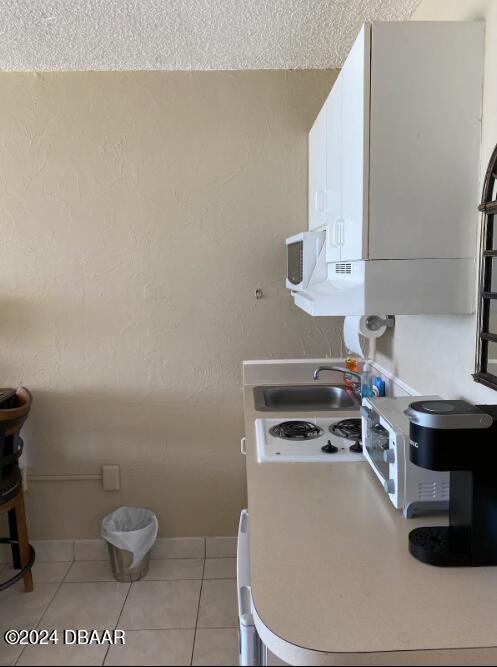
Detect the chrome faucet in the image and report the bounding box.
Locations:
[313,365,362,395]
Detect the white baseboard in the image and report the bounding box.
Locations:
[0,536,237,563]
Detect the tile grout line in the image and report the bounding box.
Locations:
[189,555,206,666]
[62,559,74,583]
[14,559,74,666]
[101,580,132,666]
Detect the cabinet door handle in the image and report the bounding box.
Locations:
[329,220,345,247]
[315,190,325,212]
[331,222,337,246]
[240,437,247,455]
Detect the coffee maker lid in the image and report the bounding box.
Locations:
[404,400,494,430]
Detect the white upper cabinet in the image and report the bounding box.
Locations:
[339,26,369,262]
[368,21,483,261]
[324,75,342,262]
[307,21,484,265]
[310,26,369,262]
[308,104,326,231]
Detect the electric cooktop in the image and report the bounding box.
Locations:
[255,417,365,463]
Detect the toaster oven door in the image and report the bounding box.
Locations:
[365,416,391,482]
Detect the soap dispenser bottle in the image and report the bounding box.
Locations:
[361,362,374,398]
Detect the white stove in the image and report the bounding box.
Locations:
[255,417,365,463]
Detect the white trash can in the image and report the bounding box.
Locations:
[102,506,158,583]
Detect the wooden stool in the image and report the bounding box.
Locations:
[0,387,35,593]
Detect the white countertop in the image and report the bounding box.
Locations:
[243,362,497,665]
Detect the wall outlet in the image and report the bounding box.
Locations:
[102,465,120,491]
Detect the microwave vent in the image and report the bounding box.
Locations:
[335,263,352,275]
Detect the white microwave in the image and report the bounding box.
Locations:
[361,395,450,518]
[285,231,325,292]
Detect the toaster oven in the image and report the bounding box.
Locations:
[361,395,450,518]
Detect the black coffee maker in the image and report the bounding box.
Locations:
[405,400,497,566]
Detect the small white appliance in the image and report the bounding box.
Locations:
[255,417,364,463]
[237,510,266,666]
[285,231,325,291]
[361,395,450,517]
[286,233,474,317]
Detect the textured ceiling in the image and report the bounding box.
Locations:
[0,0,420,71]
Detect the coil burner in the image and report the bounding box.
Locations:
[329,418,363,453]
[269,421,323,441]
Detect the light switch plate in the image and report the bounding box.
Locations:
[102,464,120,491]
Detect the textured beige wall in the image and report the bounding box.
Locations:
[0,70,341,539]
[375,1,497,401]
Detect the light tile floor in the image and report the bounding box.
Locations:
[0,558,238,666]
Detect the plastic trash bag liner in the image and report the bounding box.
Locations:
[102,506,158,569]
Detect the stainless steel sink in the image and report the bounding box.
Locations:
[253,384,359,412]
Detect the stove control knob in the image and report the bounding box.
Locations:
[383,479,395,495]
[383,449,395,464]
[321,440,338,454]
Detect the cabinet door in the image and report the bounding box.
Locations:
[368,22,483,260]
[308,105,326,231]
[325,77,342,262]
[340,25,369,262]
